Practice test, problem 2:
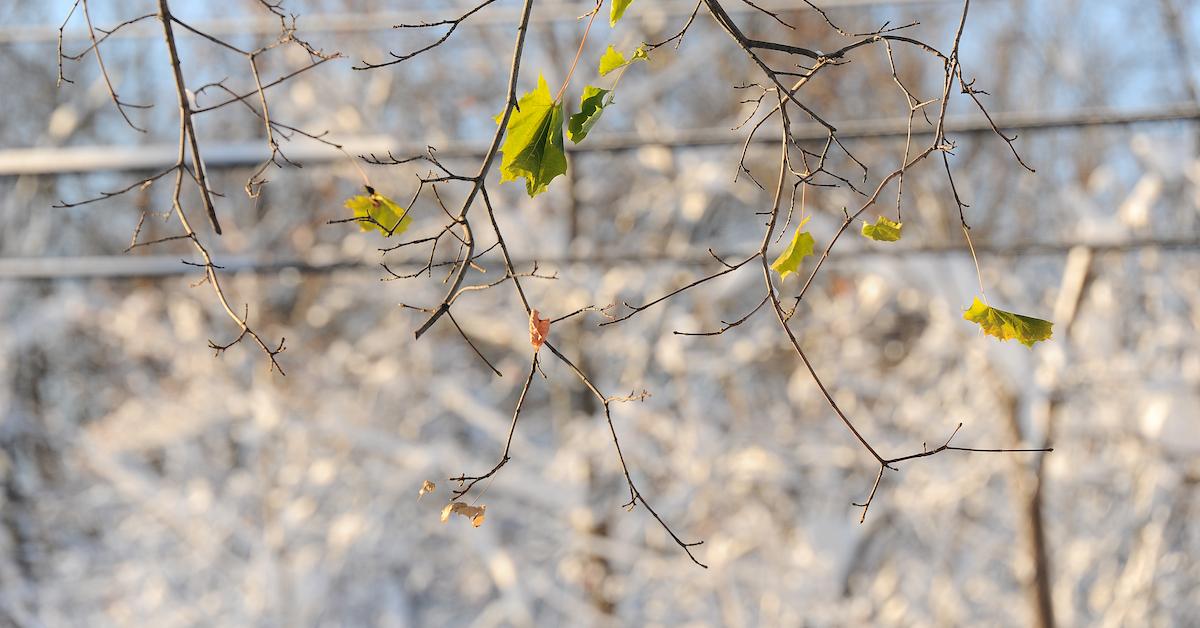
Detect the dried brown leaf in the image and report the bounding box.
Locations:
[529,309,550,351]
[440,501,487,527]
[418,480,436,499]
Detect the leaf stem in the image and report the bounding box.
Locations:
[555,1,603,103]
[962,223,987,303]
[799,177,808,224]
[602,45,641,107]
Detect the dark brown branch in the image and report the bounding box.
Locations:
[53,166,178,208]
[646,1,702,50]
[410,0,536,340]
[673,294,769,336]
[599,254,760,326]
[79,0,152,132]
[149,0,286,372]
[757,113,889,466]
[192,57,334,114]
[544,342,707,568]
[450,354,538,499]
[853,422,1053,522]
[445,311,503,378]
[355,0,501,70]
[478,172,705,567]
[740,0,793,29]
[158,0,222,234]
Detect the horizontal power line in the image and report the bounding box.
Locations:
[2,0,970,45]
[4,103,1199,177]
[2,238,1195,281]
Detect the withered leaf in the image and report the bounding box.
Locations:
[440,501,487,527]
[529,309,551,351]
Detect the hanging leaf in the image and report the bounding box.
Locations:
[344,187,412,236]
[610,0,634,26]
[529,309,551,351]
[962,298,1053,347]
[440,501,486,527]
[498,75,567,197]
[599,46,626,76]
[418,480,436,499]
[598,44,648,77]
[861,216,903,242]
[770,216,815,280]
[568,86,610,143]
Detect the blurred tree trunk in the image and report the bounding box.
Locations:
[1004,393,1056,628]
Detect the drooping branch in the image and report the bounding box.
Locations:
[151,0,287,373]
[74,0,153,132]
[450,354,538,498]
[157,0,222,235]
[408,0,536,341]
[544,340,708,568]
[56,0,348,371]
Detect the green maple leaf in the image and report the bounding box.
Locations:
[610,0,634,26]
[568,86,610,143]
[861,215,903,242]
[598,44,648,76]
[770,216,815,280]
[963,298,1053,347]
[344,188,412,236]
[498,75,567,197]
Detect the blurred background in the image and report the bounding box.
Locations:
[1,0,1199,626]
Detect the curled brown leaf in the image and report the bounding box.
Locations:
[529,309,550,351]
[440,501,487,527]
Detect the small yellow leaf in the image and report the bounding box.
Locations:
[418,480,436,499]
[598,44,648,77]
[441,501,486,527]
[770,216,815,280]
[529,309,550,351]
[599,45,626,77]
[344,188,412,237]
[861,216,902,242]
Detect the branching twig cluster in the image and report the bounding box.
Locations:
[350,0,1052,566]
[59,0,1054,567]
[57,0,344,373]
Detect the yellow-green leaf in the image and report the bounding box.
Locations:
[963,298,1053,347]
[599,46,626,76]
[568,86,610,143]
[598,44,648,77]
[498,75,567,197]
[610,0,634,26]
[770,216,815,280]
[344,188,412,236]
[862,216,902,242]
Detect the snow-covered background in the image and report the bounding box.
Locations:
[1,1,1198,625]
